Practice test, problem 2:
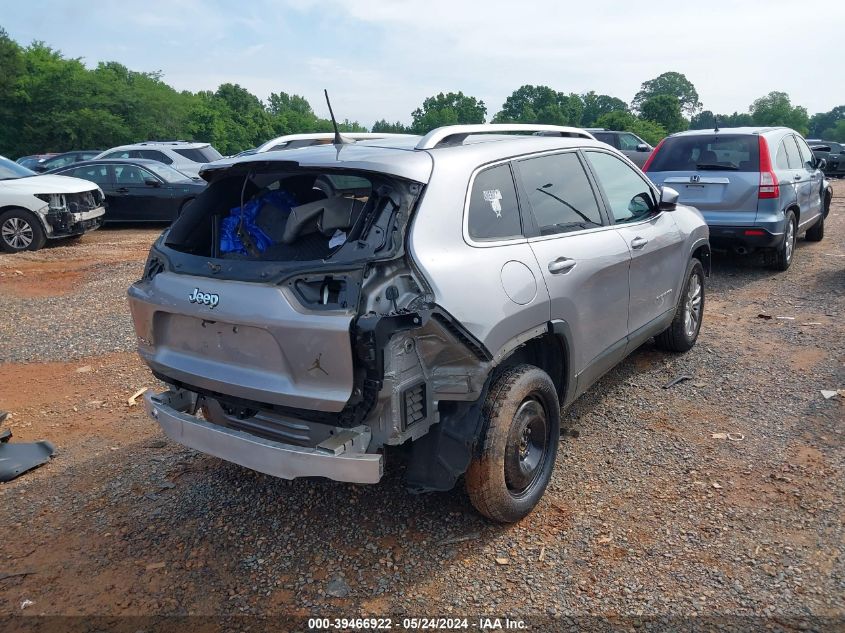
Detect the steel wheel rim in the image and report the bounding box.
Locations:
[785,219,795,262]
[684,273,702,338]
[504,397,549,496]
[1,217,33,249]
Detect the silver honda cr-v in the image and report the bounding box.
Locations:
[128,124,710,522]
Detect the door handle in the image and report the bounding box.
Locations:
[630,236,649,249]
[116,187,129,193]
[548,257,576,274]
[793,174,802,180]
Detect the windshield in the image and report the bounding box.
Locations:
[145,162,193,183]
[0,156,36,180]
[173,146,223,163]
[647,134,760,172]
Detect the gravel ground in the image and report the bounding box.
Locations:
[0,189,843,629]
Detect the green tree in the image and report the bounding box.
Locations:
[749,91,809,136]
[372,119,409,133]
[0,28,25,155]
[689,110,755,130]
[628,119,667,146]
[633,71,702,116]
[639,94,687,134]
[821,119,845,143]
[809,105,845,138]
[580,91,627,127]
[410,91,486,134]
[267,92,321,135]
[493,85,583,126]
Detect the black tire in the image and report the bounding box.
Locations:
[805,212,824,242]
[655,258,705,353]
[465,365,560,523]
[0,208,47,253]
[770,210,796,271]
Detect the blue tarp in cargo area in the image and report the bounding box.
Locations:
[220,190,298,254]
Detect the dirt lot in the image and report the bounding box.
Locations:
[1,185,843,628]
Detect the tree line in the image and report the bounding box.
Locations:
[1,28,842,159]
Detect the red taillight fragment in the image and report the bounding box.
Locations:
[744,229,766,236]
[758,136,780,199]
[642,138,665,172]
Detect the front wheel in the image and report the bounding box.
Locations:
[0,209,46,253]
[655,258,705,353]
[465,365,560,523]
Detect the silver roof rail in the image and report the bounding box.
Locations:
[415,124,595,150]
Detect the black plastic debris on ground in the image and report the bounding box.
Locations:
[0,428,56,482]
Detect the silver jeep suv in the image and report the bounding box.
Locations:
[128,124,710,522]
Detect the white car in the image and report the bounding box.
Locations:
[255,132,415,153]
[0,156,106,253]
[94,141,223,179]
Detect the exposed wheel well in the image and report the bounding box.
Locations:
[0,206,46,230]
[787,204,800,226]
[692,243,711,276]
[496,332,567,402]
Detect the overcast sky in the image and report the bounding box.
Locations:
[4,0,844,127]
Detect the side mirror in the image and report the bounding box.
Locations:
[144,178,161,187]
[636,143,650,152]
[816,158,827,171]
[658,186,679,211]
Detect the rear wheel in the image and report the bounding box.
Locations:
[0,209,46,253]
[805,212,824,242]
[655,258,704,353]
[770,210,796,271]
[465,365,560,523]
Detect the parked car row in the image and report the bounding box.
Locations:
[48,159,206,222]
[0,156,106,253]
[5,126,831,273]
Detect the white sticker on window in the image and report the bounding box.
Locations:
[483,189,503,217]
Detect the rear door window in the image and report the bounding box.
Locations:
[618,134,642,151]
[585,151,657,224]
[138,149,174,165]
[783,136,802,169]
[646,134,760,172]
[114,165,156,185]
[467,164,523,241]
[516,152,603,235]
[67,164,111,186]
[173,146,223,163]
[593,132,618,148]
[776,141,791,169]
[794,137,816,169]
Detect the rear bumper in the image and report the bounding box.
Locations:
[708,225,782,249]
[145,389,383,484]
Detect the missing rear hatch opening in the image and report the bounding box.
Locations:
[164,169,418,271]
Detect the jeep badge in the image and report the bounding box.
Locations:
[188,287,219,308]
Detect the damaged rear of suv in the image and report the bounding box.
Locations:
[129,125,709,522]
